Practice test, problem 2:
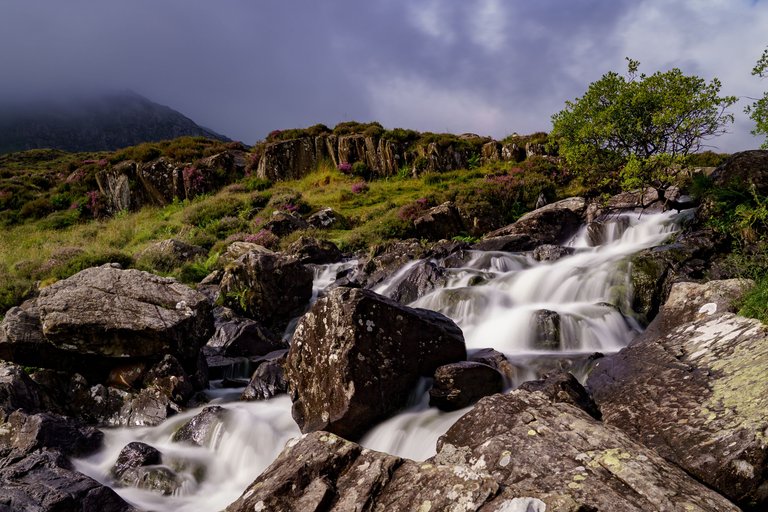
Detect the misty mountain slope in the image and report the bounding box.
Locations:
[0,91,229,154]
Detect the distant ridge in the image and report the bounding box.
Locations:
[0,91,229,154]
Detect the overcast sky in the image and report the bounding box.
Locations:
[1,0,766,151]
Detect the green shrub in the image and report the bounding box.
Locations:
[739,275,768,324]
[184,197,246,227]
[0,274,34,314]
[49,251,133,280]
[20,197,54,219]
[38,210,81,230]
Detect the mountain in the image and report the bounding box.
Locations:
[0,91,229,154]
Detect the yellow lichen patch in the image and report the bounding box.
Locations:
[703,322,768,440]
[573,474,587,482]
[527,429,538,436]
[417,500,432,512]
[567,482,583,490]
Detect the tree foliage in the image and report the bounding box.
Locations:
[745,47,768,149]
[551,59,737,192]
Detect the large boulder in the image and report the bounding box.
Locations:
[588,280,768,509]
[709,150,768,197]
[0,449,137,512]
[0,361,42,414]
[0,265,213,380]
[413,201,465,241]
[476,197,586,251]
[241,350,288,401]
[207,307,285,358]
[435,390,739,511]
[285,287,466,439]
[286,236,343,264]
[225,431,499,512]
[219,250,313,331]
[384,259,447,305]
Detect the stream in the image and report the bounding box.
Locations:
[74,209,686,511]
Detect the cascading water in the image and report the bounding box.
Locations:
[74,209,686,511]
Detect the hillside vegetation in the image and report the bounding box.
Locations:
[2,124,766,324]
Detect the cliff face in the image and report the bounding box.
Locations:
[0,91,228,154]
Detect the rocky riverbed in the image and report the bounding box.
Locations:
[1,152,767,511]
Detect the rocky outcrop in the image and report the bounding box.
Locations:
[436,390,740,511]
[429,361,503,411]
[219,250,313,331]
[588,280,767,509]
[709,150,768,197]
[413,201,465,240]
[225,431,499,512]
[0,265,213,381]
[257,138,318,181]
[285,287,465,439]
[172,406,228,447]
[262,210,309,237]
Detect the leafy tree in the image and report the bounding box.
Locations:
[551,59,737,194]
[745,47,768,149]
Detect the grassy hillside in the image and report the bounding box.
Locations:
[2,130,764,324]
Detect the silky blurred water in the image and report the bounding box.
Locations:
[74,210,684,511]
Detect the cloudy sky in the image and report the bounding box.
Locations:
[1,0,766,151]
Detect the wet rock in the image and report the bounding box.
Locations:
[172,405,228,447]
[518,371,601,420]
[0,265,213,381]
[531,309,561,350]
[285,287,466,439]
[111,442,161,479]
[350,239,428,289]
[471,233,536,252]
[0,361,42,414]
[286,236,343,264]
[0,449,137,512]
[142,354,195,403]
[262,210,309,237]
[0,410,103,463]
[241,351,288,401]
[387,260,447,304]
[413,201,465,241]
[435,391,739,512]
[219,250,313,331]
[225,431,499,512]
[208,308,285,358]
[468,348,516,387]
[531,244,575,261]
[429,361,503,411]
[483,197,586,246]
[589,282,768,509]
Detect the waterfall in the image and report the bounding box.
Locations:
[74,210,685,511]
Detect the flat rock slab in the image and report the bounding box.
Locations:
[589,309,768,509]
[436,390,739,511]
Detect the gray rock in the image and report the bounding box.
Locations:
[225,431,499,512]
[388,260,447,304]
[285,287,465,439]
[111,442,162,480]
[257,138,318,181]
[435,390,739,511]
[531,244,575,261]
[413,201,465,241]
[518,371,601,420]
[483,197,586,245]
[241,351,288,401]
[262,211,309,237]
[531,309,561,350]
[306,207,346,230]
[588,281,768,509]
[0,265,213,379]
[172,406,228,447]
[286,236,343,264]
[0,449,137,512]
[429,361,503,411]
[0,361,42,414]
[208,308,285,358]
[219,250,313,331]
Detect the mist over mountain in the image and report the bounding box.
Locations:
[0,91,229,154]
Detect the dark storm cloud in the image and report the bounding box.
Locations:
[0,0,765,150]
